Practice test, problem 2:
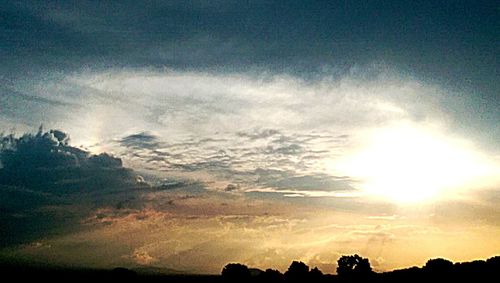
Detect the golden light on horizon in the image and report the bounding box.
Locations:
[336,125,498,203]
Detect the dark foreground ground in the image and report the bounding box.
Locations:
[0,262,220,283]
[1,256,499,283]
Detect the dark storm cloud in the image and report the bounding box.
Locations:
[0,128,222,248]
[2,0,498,96]
[0,128,151,246]
[0,128,144,192]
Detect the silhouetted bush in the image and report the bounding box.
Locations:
[221,263,251,282]
[486,256,500,268]
[423,258,453,274]
[284,261,309,282]
[258,268,284,282]
[337,254,372,278]
[309,267,323,281]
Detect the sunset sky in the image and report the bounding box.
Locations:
[1,1,499,274]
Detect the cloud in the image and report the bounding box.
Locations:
[0,128,145,193]
[3,1,498,107]
[263,143,304,156]
[10,67,440,144]
[237,129,281,140]
[224,183,240,192]
[0,85,74,108]
[119,132,160,150]
[254,170,354,192]
[113,128,357,198]
[366,215,402,221]
[152,179,206,193]
[130,248,157,266]
[0,128,150,247]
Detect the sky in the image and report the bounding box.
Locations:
[0,0,499,274]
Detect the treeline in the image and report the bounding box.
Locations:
[221,254,500,282]
[1,255,499,282]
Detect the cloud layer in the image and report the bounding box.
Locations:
[3,68,498,200]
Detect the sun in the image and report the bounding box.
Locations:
[336,125,495,203]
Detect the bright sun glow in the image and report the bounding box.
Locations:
[336,125,496,203]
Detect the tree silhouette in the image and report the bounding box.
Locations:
[221,263,251,282]
[486,256,500,268]
[110,267,137,280]
[309,267,323,281]
[259,268,284,282]
[2,254,500,282]
[336,254,372,277]
[284,261,309,282]
[424,258,453,274]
